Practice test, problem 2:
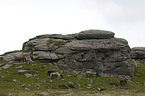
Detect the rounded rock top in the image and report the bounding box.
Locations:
[75,30,115,39]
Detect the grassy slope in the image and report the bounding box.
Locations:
[0,60,145,96]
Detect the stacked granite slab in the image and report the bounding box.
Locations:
[1,30,135,78]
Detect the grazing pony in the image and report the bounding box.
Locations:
[49,72,63,79]
[85,71,97,77]
[48,71,55,76]
[18,56,26,62]
[120,78,127,86]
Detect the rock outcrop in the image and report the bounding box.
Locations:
[1,29,135,78]
[131,47,145,60]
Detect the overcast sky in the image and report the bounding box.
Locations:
[0,0,145,55]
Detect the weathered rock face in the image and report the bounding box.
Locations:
[2,52,24,63]
[131,47,145,60]
[2,30,135,78]
[56,38,134,77]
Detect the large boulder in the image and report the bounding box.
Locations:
[20,30,136,77]
[2,52,23,63]
[75,30,115,39]
[131,47,145,59]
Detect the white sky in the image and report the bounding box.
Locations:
[0,0,145,55]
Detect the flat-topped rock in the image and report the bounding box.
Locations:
[75,30,115,39]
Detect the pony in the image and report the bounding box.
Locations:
[120,78,127,86]
[49,72,63,79]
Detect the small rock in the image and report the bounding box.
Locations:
[66,75,72,77]
[35,84,40,87]
[97,87,105,91]
[18,70,28,72]
[1,64,11,69]
[25,73,33,78]
[144,82,145,85]
[36,77,39,80]
[34,74,38,77]
[25,88,31,90]
[13,79,17,82]
[50,80,53,83]
[20,84,25,87]
[0,64,5,67]
[16,82,21,84]
[90,79,93,83]
[87,87,93,90]
[69,82,74,84]
[88,84,92,87]
[1,75,4,78]
[36,71,40,73]
[15,66,23,69]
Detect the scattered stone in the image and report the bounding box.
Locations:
[13,79,17,82]
[16,82,21,84]
[34,74,38,77]
[25,73,33,78]
[36,77,39,80]
[97,87,105,91]
[15,66,23,69]
[144,82,145,85]
[69,82,74,84]
[20,84,25,87]
[66,75,72,77]
[88,84,92,87]
[1,64,11,69]
[36,71,40,73]
[1,75,4,78]
[50,80,53,83]
[25,88,31,90]
[90,79,93,83]
[18,69,28,72]
[68,89,72,91]
[35,84,40,87]
[77,83,81,87]
[0,64,5,67]
[87,86,93,90]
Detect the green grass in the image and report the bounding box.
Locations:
[47,39,68,46]
[2,50,31,56]
[0,60,145,95]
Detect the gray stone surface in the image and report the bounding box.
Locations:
[1,29,135,78]
[75,30,115,39]
[32,51,63,60]
[25,73,33,78]
[23,38,68,51]
[0,56,3,60]
[131,47,145,59]
[1,64,12,69]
